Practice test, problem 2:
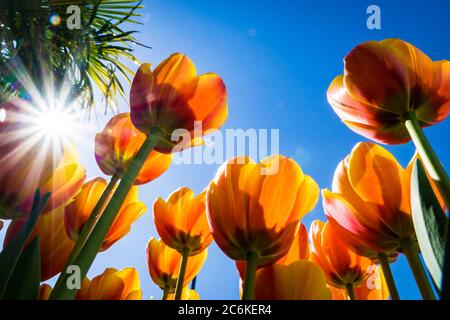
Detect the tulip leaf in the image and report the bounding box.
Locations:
[3,237,41,300]
[0,190,50,299]
[411,160,447,296]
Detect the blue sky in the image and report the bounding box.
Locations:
[2,0,450,300]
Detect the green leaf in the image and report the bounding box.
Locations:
[411,160,447,296]
[0,190,50,299]
[3,237,41,300]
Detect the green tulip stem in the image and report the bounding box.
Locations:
[402,238,436,300]
[242,251,258,300]
[50,127,162,300]
[162,286,170,300]
[377,252,400,300]
[345,283,356,300]
[404,112,450,211]
[175,247,191,300]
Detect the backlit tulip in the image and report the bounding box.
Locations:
[254,260,331,300]
[207,155,318,265]
[167,287,200,300]
[207,155,318,300]
[0,100,62,217]
[95,113,172,185]
[130,53,228,153]
[154,187,212,255]
[310,220,373,291]
[327,38,450,145]
[329,266,389,300]
[65,178,146,251]
[76,268,142,300]
[322,142,414,260]
[146,238,207,294]
[4,207,74,281]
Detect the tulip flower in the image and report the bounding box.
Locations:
[64,178,146,251]
[95,112,172,185]
[329,266,389,300]
[328,39,450,145]
[207,155,319,299]
[167,287,200,300]
[327,38,450,222]
[310,220,374,299]
[146,238,207,299]
[253,260,331,300]
[130,53,228,154]
[154,188,212,255]
[4,207,75,281]
[154,187,212,299]
[76,268,142,300]
[323,142,434,299]
[51,53,228,300]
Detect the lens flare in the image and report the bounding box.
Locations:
[49,14,62,27]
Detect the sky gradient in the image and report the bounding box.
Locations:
[1,0,450,300]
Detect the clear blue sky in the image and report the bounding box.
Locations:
[2,0,450,300]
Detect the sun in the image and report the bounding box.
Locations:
[34,104,79,145]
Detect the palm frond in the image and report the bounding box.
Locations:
[0,0,147,112]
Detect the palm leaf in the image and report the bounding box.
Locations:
[0,0,147,112]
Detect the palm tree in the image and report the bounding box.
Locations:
[0,0,146,111]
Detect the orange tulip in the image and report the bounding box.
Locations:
[323,142,414,260]
[64,178,146,251]
[95,113,172,185]
[329,265,389,300]
[206,155,319,266]
[130,53,228,153]
[154,187,212,255]
[146,238,207,293]
[310,220,373,290]
[327,38,450,145]
[167,287,200,300]
[254,260,331,300]
[4,207,75,281]
[76,268,142,300]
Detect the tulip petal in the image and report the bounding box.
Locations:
[130,63,156,133]
[181,73,228,132]
[254,261,331,300]
[344,41,411,114]
[328,75,400,127]
[348,143,412,235]
[153,53,197,105]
